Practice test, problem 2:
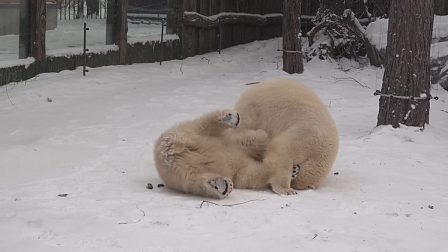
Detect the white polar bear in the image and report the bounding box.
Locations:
[153,110,300,198]
[235,78,339,195]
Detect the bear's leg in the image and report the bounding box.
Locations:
[263,134,298,195]
[234,161,300,189]
[233,129,269,161]
[184,172,234,199]
[233,160,269,189]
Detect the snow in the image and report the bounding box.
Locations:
[0,57,35,69]
[184,11,282,22]
[1,38,448,251]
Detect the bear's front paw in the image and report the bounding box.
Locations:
[292,165,300,180]
[270,185,297,196]
[209,178,234,198]
[218,111,240,129]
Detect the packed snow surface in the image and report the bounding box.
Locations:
[1,38,447,251]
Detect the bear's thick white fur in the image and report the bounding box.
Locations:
[235,78,339,194]
[153,110,272,198]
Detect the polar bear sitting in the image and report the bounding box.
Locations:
[235,78,339,195]
[153,110,299,198]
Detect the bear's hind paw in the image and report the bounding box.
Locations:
[292,165,300,180]
[209,178,233,198]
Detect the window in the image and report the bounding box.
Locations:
[0,0,21,62]
[127,0,168,41]
[46,0,110,56]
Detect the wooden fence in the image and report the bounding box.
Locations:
[178,0,283,58]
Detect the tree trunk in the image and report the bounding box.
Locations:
[116,0,128,64]
[30,0,46,61]
[282,0,303,74]
[434,0,448,15]
[377,0,434,128]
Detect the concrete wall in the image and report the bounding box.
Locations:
[0,4,59,36]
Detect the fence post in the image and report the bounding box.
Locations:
[218,19,222,54]
[83,22,90,76]
[160,19,165,65]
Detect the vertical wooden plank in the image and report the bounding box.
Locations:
[219,0,234,49]
[198,0,220,54]
[198,0,210,55]
[115,0,128,64]
[209,0,219,52]
[30,0,46,61]
[261,0,282,40]
[232,0,243,46]
[181,0,198,58]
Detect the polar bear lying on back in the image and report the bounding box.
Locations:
[153,110,299,198]
[235,78,339,195]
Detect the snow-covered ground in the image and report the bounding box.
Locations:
[0,18,164,61]
[1,38,448,251]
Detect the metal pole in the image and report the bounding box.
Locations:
[159,19,165,65]
[218,19,222,54]
[83,22,90,76]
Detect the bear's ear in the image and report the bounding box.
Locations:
[218,111,240,129]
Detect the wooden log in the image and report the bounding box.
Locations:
[30,0,46,61]
[183,12,283,28]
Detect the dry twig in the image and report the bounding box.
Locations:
[199,199,266,208]
[245,81,260,86]
[118,205,146,224]
[5,85,13,105]
[332,76,370,89]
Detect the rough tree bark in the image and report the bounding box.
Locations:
[434,0,448,15]
[116,0,128,64]
[377,0,434,128]
[282,0,303,74]
[30,0,46,61]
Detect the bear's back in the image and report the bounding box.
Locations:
[236,78,336,136]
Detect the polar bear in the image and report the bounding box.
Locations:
[153,110,299,198]
[235,78,339,195]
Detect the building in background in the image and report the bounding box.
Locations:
[0,0,60,36]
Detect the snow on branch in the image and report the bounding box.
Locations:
[183,11,283,28]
